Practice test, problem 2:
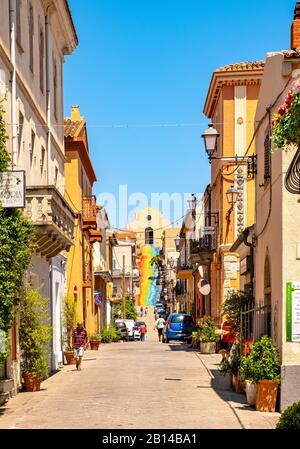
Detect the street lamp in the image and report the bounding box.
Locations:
[187,194,197,213]
[201,124,257,179]
[168,257,175,269]
[201,124,219,162]
[226,185,238,223]
[174,235,181,252]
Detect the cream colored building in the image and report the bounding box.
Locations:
[0,0,77,396]
[127,206,170,249]
[253,11,300,410]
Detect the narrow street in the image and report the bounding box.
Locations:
[0,310,279,429]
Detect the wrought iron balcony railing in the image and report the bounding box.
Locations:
[82,195,97,230]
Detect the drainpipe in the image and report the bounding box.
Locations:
[45,13,51,185]
[9,0,17,169]
[49,260,55,372]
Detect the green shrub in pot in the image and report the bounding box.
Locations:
[240,335,281,384]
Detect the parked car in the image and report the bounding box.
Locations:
[154,302,164,312]
[114,321,129,341]
[162,313,194,343]
[115,319,135,341]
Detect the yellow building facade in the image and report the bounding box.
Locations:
[64,106,101,335]
[203,62,264,320]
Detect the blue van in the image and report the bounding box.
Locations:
[162,313,194,343]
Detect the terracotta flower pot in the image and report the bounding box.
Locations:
[90,340,101,350]
[64,351,76,365]
[256,379,279,412]
[200,342,216,354]
[245,380,257,406]
[23,372,41,392]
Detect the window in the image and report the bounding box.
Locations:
[264,127,271,181]
[30,130,35,166]
[29,4,34,72]
[41,146,45,175]
[54,166,58,186]
[145,227,154,244]
[53,61,57,119]
[16,0,22,47]
[39,29,44,91]
[18,112,24,156]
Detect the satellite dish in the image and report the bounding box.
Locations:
[198,279,211,296]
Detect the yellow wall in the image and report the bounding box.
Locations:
[65,154,98,335]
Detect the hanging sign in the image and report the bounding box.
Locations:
[286,281,300,342]
[0,171,25,208]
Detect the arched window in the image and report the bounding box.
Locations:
[145,227,154,244]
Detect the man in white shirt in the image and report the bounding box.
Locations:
[155,315,166,342]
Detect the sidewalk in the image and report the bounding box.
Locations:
[195,351,281,429]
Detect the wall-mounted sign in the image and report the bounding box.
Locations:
[286,282,300,342]
[0,170,25,208]
[94,290,104,306]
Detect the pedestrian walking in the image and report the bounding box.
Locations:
[145,307,148,316]
[155,315,165,342]
[72,322,87,371]
[140,306,144,317]
[139,323,146,341]
[219,320,237,363]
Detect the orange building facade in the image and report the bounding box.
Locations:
[203,62,264,320]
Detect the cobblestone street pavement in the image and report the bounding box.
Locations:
[0,336,280,429]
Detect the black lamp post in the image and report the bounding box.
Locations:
[174,235,181,252]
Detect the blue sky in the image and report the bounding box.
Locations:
[64,0,294,228]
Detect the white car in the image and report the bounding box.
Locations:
[115,319,135,341]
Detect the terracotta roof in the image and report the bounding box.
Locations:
[216,61,265,72]
[281,49,300,58]
[64,118,84,138]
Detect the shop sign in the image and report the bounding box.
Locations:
[286,282,300,342]
[0,171,25,208]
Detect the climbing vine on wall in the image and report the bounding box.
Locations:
[0,99,33,364]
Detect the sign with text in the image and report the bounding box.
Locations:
[286,282,300,342]
[0,170,25,208]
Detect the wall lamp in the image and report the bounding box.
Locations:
[226,186,238,223]
[201,123,257,178]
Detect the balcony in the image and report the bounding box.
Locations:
[189,236,215,265]
[82,195,97,231]
[25,186,75,259]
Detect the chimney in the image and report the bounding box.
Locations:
[291,2,300,50]
[71,105,80,121]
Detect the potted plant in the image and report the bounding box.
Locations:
[19,286,51,392]
[62,298,77,364]
[240,336,281,411]
[89,333,101,350]
[276,401,300,429]
[100,328,112,343]
[198,317,220,354]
